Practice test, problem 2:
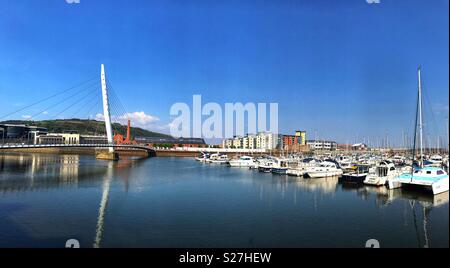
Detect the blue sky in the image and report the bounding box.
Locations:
[0,0,448,146]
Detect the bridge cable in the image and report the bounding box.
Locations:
[107,79,129,119]
[69,90,101,119]
[105,79,129,139]
[106,80,126,122]
[106,79,133,139]
[0,75,98,120]
[80,98,102,135]
[51,89,100,120]
[30,81,100,120]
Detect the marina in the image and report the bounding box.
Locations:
[0,64,448,248]
[196,150,449,195]
[0,152,448,248]
[0,0,447,253]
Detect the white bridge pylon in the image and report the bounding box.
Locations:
[100,64,114,153]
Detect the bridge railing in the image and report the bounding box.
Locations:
[0,143,153,150]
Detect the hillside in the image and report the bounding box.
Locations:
[0,119,171,138]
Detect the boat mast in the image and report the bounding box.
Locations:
[418,67,424,168]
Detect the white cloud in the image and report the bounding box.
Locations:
[22,115,32,119]
[42,111,49,115]
[95,113,104,121]
[120,111,159,126]
[95,111,167,133]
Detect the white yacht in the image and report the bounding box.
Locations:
[258,159,275,173]
[387,68,449,195]
[428,155,443,167]
[250,157,266,170]
[206,153,220,163]
[391,155,406,166]
[337,155,353,168]
[286,158,321,177]
[228,156,255,167]
[195,152,210,162]
[305,161,343,178]
[271,158,290,175]
[388,167,449,195]
[209,154,229,164]
[364,160,401,186]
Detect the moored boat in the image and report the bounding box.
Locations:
[228,156,255,167]
[271,157,290,175]
[387,68,449,195]
[340,164,371,184]
[428,155,443,167]
[305,161,343,178]
[258,160,275,173]
[209,154,229,164]
[195,152,210,162]
[287,158,321,177]
[388,167,449,195]
[364,160,401,186]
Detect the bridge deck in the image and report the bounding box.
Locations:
[0,143,154,152]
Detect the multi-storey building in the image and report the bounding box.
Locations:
[295,130,306,145]
[36,133,108,145]
[306,140,337,151]
[223,139,233,148]
[247,135,256,149]
[222,132,278,150]
[242,135,255,149]
[280,130,307,151]
[232,136,242,148]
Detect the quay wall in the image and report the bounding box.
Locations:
[0,147,151,158]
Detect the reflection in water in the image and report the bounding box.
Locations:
[293,176,339,193]
[0,153,107,192]
[338,181,449,248]
[93,161,113,248]
[0,155,448,247]
[0,152,142,248]
[253,175,339,205]
[352,184,450,209]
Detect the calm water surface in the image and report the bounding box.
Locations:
[0,153,448,248]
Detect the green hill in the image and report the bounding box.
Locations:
[0,119,171,138]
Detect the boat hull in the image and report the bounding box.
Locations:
[258,167,272,173]
[363,176,388,186]
[306,170,342,178]
[272,168,288,175]
[387,174,449,195]
[287,169,305,177]
[341,173,367,184]
[228,161,253,167]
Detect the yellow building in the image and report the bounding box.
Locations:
[295,130,306,145]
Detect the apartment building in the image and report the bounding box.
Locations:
[306,140,337,151]
[223,132,278,150]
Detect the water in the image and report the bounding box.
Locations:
[0,153,448,248]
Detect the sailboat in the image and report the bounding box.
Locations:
[387,68,449,195]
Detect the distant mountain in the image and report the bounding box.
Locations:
[0,119,171,138]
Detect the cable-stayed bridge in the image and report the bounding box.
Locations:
[0,64,154,158]
[0,143,153,151]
